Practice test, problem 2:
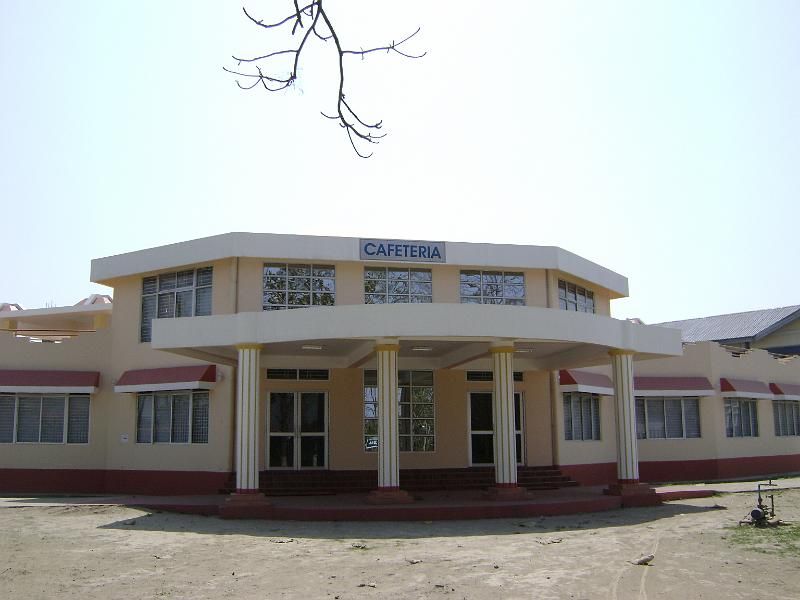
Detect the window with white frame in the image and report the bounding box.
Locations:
[363,370,434,452]
[263,264,335,310]
[773,400,800,437]
[0,394,90,444]
[724,398,759,438]
[140,267,213,342]
[459,271,525,305]
[635,397,700,439]
[558,279,595,313]
[136,391,209,444]
[364,267,432,304]
[563,392,601,441]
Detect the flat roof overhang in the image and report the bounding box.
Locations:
[150,304,682,370]
[89,232,629,298]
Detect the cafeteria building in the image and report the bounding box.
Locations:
[1,233,799,512]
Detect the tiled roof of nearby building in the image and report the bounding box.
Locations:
[656,305,800,343]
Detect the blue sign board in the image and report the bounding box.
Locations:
[359,239,446,263]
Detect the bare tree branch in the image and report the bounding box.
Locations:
[225,1,425,158]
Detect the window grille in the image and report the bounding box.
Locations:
[466,371,524,382]
[558,279,595,313]
[140,266,213,342]
[459,271,525,305]
[635,397,700,439]
[136,391,209,444]
[266,369,330,381]
[363,370,434,452]
[563,392,601,441]
[773,400,800,437]
[263,264,335,310]
[364,267,432,304]
[0,394,90,444]
[724,398,759,438]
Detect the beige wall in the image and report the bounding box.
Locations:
[556,393,618,466]
[0,329,113,469]
[633,342,800,463]
[51,259,239,473]
[254,368,555,471]
[223,258,582,311]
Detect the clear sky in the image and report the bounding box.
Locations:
[1,1,798,323]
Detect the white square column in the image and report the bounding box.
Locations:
[221,343,269,516]
[610,349,639,484]
[368,340,413,504]
[486,343,526,499]
[606,349,660,506]
[491,345,518,487]
[235,343,263,493]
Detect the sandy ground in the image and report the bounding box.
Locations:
[1,489,799,599]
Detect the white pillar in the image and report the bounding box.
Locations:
[235,343,261,492]
[491,344,518,487]
[376,341,400,489]
[610,349,639,484]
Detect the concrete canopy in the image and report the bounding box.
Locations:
[150,303,682,370]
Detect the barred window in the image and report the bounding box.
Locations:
[136,391,209,444]
[724,398,759,438]
[635,397,700,439]
[558,279,595,313]
[266,369,330,381]
[466,371,524,382]
[364,370,434,452]
[364,267,432,304]
[140,267,213,342]
[263,264,335,310]
[459,271,525,305]
[773,400,800,437]
[563,392,601,441]
[0,394,90,444]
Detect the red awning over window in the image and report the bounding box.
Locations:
[559,370,614,395]
[0,369,100,393]
[633,376,714,397]
[114,365,216,393]
[720,377,773,399]
[770,382,800,400]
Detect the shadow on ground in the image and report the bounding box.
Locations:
[96,500,728,540]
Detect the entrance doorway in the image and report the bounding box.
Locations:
[267,391,327,469]
[468,392,523,466]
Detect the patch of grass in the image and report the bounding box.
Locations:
[727,523,800,557]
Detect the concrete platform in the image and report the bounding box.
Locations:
[3,477,798,521]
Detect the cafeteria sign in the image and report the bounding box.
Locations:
[359,239,446,263]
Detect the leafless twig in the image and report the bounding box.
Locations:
[224,1,425,157]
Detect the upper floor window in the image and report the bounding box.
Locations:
[263,264,335,310]
[364,267,432,304]
[773,400,800,437]
[0,394,90,444]
[724,398,759,438]
[558,279,595,313]
[459,271,525,305]
[635,397,700,439]
[140,267,213,342]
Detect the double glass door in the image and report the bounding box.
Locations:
[469,392,523,466]
[268,392,327,469]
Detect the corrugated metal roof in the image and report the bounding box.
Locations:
[655,305,800,343]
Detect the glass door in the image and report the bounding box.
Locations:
[268,392,327,469]
[468,392,523,466]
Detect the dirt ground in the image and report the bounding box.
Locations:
[1,489,799,599]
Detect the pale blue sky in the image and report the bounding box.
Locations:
[1,1,798,323]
